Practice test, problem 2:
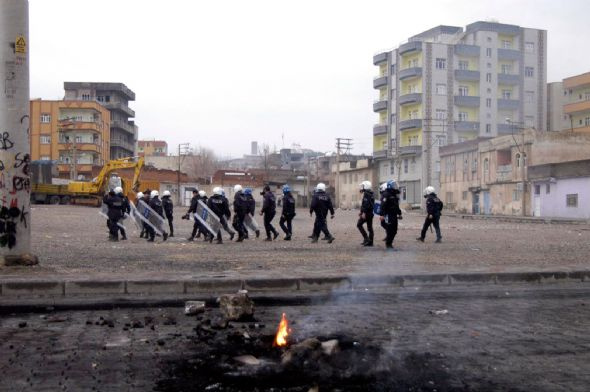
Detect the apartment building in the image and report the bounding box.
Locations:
[373,21,547,206]
[30,100,111,179]
[64,82,137,159]
[547,71,590,132]
[138,140,168,157]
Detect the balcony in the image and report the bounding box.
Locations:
[498,48,521,61]
[111,138,135,152]
[59,120,102,133]
[454,69,480,81]
[373,75,388,89]
[103,102,135,118]
[58,143,101,153]
[373,124,389,135]
[399,93,422,106]
[454,95,480,107]
[498,98,519,110]
[564,99,590,115]
[498,73,520,85]
[497,123,514,134]
[111,119,135,135]
[399,41,422,55]
[373,149,388,159]
[399,119,422,131]
[455,121,480,132]
[496,164,513,182]
[399,67,422,80]
[399,145,422,156]
[57,164,94,174]
[454,44,480,57]
[373,52,389,65]
[373,99,388,112]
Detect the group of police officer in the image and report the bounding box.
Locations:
[103,179,443,248]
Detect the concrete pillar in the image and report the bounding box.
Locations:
[0,0,37,265]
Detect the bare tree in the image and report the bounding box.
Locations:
[185,145,220,179]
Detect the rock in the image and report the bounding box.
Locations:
[321,339,339,356]
[157,339,165,346]
[429,309,448,316]
[281,338,322,367]
[18,321,27,328]
[233,355,261,366]
[218,292,255,321]
[131,320,144,329]
[3,253,39,266]
[184,301,206,315]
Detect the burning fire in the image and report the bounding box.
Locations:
[273,313,290,347]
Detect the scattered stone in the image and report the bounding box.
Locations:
[162,316,177,326]
[131,320,144,329]
[3,253,39,266]
[211,316,228,330]
[321,339,340,356]
[281,338,322,367]
[157,339,166,346]
[429,309,448,316]
[233,355,261,366]
[184,301,206,316]
[47,316,68,323]
[18,321,27,328]
[219,292,255,321]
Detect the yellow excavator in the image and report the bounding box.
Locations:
[67,156,148,206]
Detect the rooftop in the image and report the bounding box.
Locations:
[64,82,135,101]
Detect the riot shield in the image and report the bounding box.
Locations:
[99,203,126,230]
[136,199,168,236]
[129,202,144,230]
[244,213,260,232]
[194,200,222,237]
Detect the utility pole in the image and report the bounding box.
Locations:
[0,0,36,263]
[177,142,190,205]
[335,138,352,208]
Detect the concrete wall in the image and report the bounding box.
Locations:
[531,177,590,219]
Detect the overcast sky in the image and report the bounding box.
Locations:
[29,0,590,158]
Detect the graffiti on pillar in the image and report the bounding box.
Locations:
[0,132,14,150]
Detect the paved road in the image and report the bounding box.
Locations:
[0,285,589,391]
[2,205,589,280]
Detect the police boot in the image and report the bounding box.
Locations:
[236,236,244,242]
[216,238,223,244]
[311,236,319,243]
[170,229,174,237]
[284,235,291,241]
[187,235,194,241]
[363,240,373,247]
[163,232,169,241]
[273,230,279,240]
[255,230,260,238]
[327,236,335,244]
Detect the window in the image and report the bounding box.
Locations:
[585,117,590,126]
[487,62,492,68]
[501,64,512,74]
[487,88,492,94]
[585,92,590,101]
[97,95,104,102]
[390,163,395,175]
[486,48,492,58]
[446,192,454,203]
[436,84,447,95]
[502,40,512,49]
[502,90,512,100]
[391,64,397,74]
[534,185,541,195]
[462,191,468,200]
[408,84,417,94]
[40,135,51,144]
[525,67,534,77]
[486,73,492,82]
[40,156,50,161]
[403,159,408,174]
[516,153,521,168]
[525,91,534,103]
[401,187,407,201]
[435,109,447,120]
[486,98,492,108]
[472,158,478,172]
[458,86,469,96]
[409,59,419,68]
[435,58,446,69]
[82,94,91,101]
[525,42,535,53]
[546,184,550,194]
[512,189,520,201]
[486,124,491,133]
[566,194,578,207]
[484,158,489,172]
[458,111,468,121]
[458,60,469,70]
[40,113,51,123]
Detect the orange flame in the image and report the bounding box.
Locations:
[273,313,290,347]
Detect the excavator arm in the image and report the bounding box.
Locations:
[68,156,145,197]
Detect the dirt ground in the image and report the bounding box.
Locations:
[2,205,589,280]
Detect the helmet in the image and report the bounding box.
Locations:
[163,190,171,197]
[244,188,252,195]
[136,192,144,199]
[386,180,397,190]
[379,183,387,192]
[424,186,436,196]
[150,190,159,198]
[282,185,291,194]
[213,187,223,196]
[114,186,123,194]
[234,184,243,193]
[199,190,206,197]
[316,183,326,192]
[359,181,372,191]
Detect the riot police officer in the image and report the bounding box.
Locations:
[260,185,279,241]
[357,181,375,247]
[116,186,130,240]
[243,188,259,238]
[148,190,168,242]
[380,180,403,249]
[208,187,234,244]
[279,185,296,240]
[232,184,249,242]
[162,190,174,237]
[417,186,443,243]
[104,189,124,242]
[310,183,335,243]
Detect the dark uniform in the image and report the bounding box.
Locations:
[118,192,130,240]
[162,195,174,237]
[104,191,124,241]
[187,191,204,240]
[232,190,249,241]
[310,190,335,243]
[418,193,443,242]
[148,194,168,242]
[279,191,296,240]
[357,189,375,246]
[380,188,402,249]
[140,191,151,239]
[207,193,234,243]
[244,190,259,238]
[261,187,279,240]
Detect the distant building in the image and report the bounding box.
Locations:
[30,99,111,180]
[373,21,548,206]
[64,82,137,159]
[333,158,377,210]
[138,140,168,157]
[547,71,590,133]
